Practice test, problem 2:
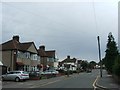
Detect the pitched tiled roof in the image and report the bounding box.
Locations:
[1,40,20,50]
[45,50,55,58]
[1,39,37,54]
[38,50,56,57]
[38,49,47,57]
[20,42,34,51]
[62,58,77,63]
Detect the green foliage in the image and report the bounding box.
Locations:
[89,61,97,69]
[113,55,120,76]
[81,61,88,70]
[104,32,119,73]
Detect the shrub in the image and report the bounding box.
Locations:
[113,55,120,76]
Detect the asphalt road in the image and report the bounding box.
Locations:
[2,69,100,89]
[37,69,99,88]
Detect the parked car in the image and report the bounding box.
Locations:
[29,71,41,79]
[2,71,29,82]
[41,70,52,75]
[29,71,40,77]
[42,70,59,75]
[48,70,59,74]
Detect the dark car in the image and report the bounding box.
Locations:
[29,71,42,79]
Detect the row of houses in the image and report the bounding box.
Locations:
[0,36,57,73]
[58,56,82,71]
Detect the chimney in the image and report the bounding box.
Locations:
[39,45,45,51]
[13,35,19,42]
[67,55,70,59]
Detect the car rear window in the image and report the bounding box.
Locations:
[23,72,28,74]
[15,72,21,74]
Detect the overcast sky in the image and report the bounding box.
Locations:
[0,0,119,62]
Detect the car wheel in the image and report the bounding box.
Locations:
[15,77,20,82]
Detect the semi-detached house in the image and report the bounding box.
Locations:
[60,56,77,71]
[0,36,40,72]
[38,45,57,71]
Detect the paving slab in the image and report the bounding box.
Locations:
[96,70,120,90]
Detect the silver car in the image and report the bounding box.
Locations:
[2,71,29,82]
[42,70,59,75]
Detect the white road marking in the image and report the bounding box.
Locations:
[93,76,99,90]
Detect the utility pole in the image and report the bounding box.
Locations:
[97,36,102,77]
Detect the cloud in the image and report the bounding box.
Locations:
[2,2,118,62]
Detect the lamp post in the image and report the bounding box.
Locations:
[97,36,102,77]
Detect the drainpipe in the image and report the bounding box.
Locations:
[10,50,12,71]
[13,50,17,70]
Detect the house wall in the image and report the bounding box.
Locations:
[47,57,54,68]
[17,53,40,71]
[31,60,39,66]
[28,44,38,53]
[41,57,47,66]
[17,58,31,65]
[54,62,58,69]
[2,50,14,71]
[63,62,77,71]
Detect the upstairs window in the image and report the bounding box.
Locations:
[31,54,38,60]
[26,52,30,59]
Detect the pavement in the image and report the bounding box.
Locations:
[95,69,120,90]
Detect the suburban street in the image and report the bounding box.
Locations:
[1,1,120,90]
[2,69,100,89]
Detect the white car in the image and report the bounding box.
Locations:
[49,70,59,74]
[2,71,29,82]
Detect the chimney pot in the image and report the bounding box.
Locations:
[13,35,19,42]
[67,55,70,59]
[39,45,45,51]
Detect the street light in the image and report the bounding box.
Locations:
[97,36,102,77]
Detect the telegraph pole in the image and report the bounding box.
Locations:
[97,36,102,77]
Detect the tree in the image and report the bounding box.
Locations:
[104,32,119,73]
[81,61,88,71]
[113,55,120,76]
[89,61,97,69]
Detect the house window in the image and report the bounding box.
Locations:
[17,51,20,58]
[23,66,25,71]
[27,65,29,71]
[23,53,26,59]
[31,54,33,60]
[37,56,40,61]
[25,52,30,59]
[48,58,54,62]
[31,66,36,71]
[31,66,34,71]
[31,54,38,60]
[34,54,38,60]
[23,65,30,71]
[17,51,24,58]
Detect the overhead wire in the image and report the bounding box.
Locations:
[92,0,98,34]
[2,2,75,31]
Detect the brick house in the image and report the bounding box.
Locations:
[46,50,56,69]
[38,45,57,71]
[38,46,47,71]
[0,36,40,71]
